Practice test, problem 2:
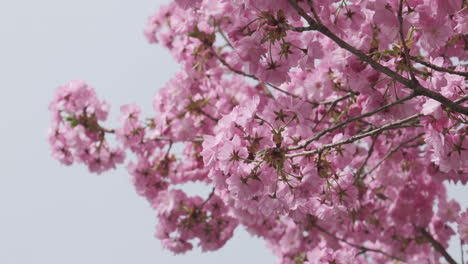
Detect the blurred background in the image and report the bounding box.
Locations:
[0,1,465,263]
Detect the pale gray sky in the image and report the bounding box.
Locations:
[0,1,465,263]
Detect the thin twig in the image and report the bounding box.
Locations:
[362,133,424,178]
[211,46,356,107]
[355,133,379,178]
[288,94,416,151]
[210,47,302,100]
[287,0,468,116]
[266,83,300,100]
[153,136,204,143]
[287,113,422,158]
[200,187,216,209]
[165,140,173,158]
[411,56,468,78]
[211,47,257,79]
[416,226,458,264]
[306,0,322,25]
[461,239,465,264]
[316,93,356,106]
[311,95,344,132]
[397,0,417,81]
[455,95,468,104]
[313,223,407,262]
[216,26,234,49]
[196,108,219,122]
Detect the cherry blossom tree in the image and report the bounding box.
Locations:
[48,0,468,263]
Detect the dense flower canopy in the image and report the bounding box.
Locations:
[49,0,468,263]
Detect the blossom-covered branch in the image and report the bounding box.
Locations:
[49,0,468,263]
[288,0,468,116]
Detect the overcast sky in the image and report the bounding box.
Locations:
[0,1,465,263]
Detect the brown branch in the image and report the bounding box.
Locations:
[210,47,299,99]
[311,94,349,132]
[416,226,458,264]
[397,0,417,81]
[287,113,422,158]
[216,26,234,49]
[199,187,216,209]
[211,46,354,106]
[306,0,322,25]
[411,56,468,78]
[266,83,300,100]
[287,0,468,116]
[152,136,204,143]
[313,223,407,262]
[317,93,355,106]
[455,95,468,104]
[461,239,465,264]
[355,133,379,178]
[288,94,416,151]
[362,133,424,178]
[287,0,316,26]
[211,47,258,80]
[196,108,219,122]
[165,140,173,158]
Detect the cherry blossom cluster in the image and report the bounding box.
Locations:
[49,80,125,173]
[154,189,237,253]
[50,0,468,263]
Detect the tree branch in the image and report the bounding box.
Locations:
[152,136,204,143]
[313,223,407,262]
[416,226,458,264]
[362,133,424,178]
[316,93,355,106]
[355,133,379,178]
[288,94,416,151]
[287,113,422,158]
[211,46,355,106]
[210,47,307,99]
[397,0,417,81]
[287,0,468,116]
[461,239,465,264]
[411,56,468,78]
[306,0,322,25]
[199,187,216,209]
